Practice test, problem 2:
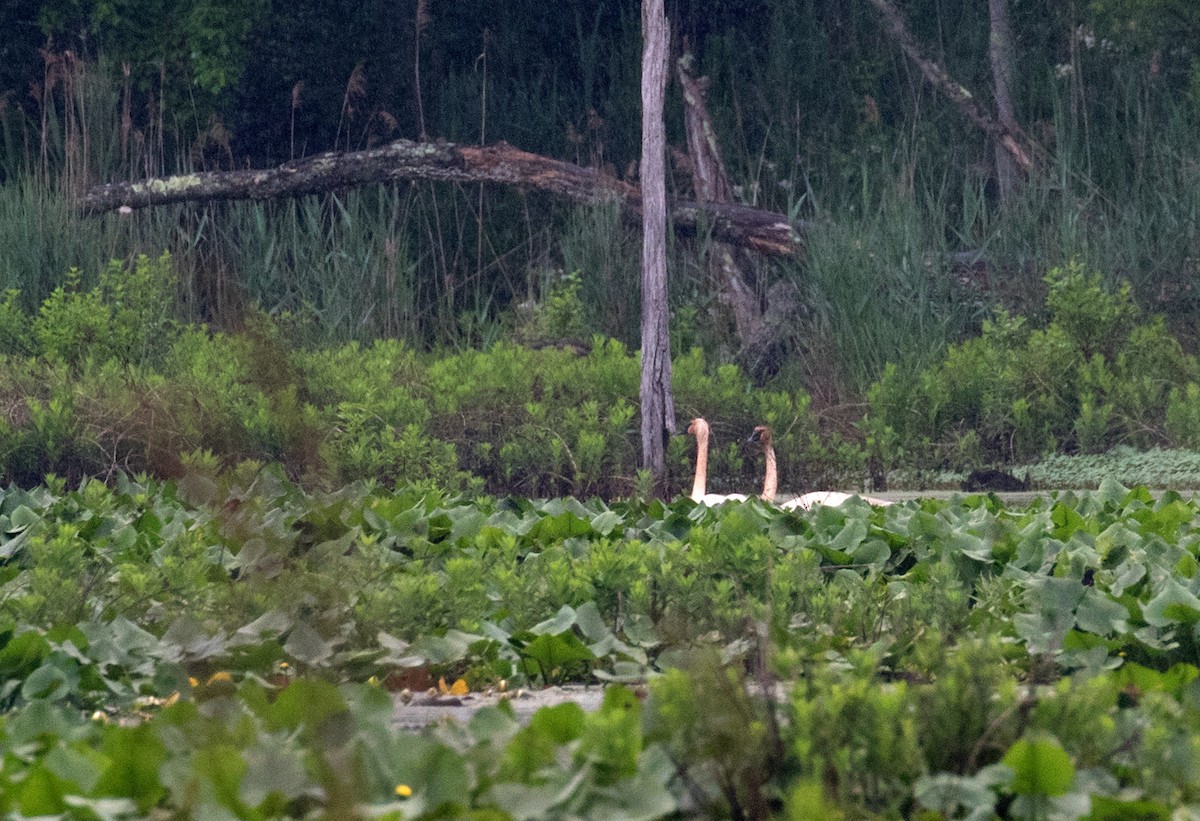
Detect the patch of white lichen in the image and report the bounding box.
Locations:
[135,175,202,194]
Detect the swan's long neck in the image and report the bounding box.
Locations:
[761,441,777,501]
[690,428,709,502]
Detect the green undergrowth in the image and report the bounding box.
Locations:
[0,251,870,496]
[868,261,1200,477]
[9,253,1200,501]
[5,473,1200,815]
[891,447,1200,492]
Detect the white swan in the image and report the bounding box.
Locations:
[687,417,749,504]
[750,424,892,510]
[783,490,893,510]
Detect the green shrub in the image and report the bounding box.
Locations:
[792,669,925,814]
[34,269,116,366]
[33,253,178,369]
[326,405,461,489]
[867,260,1200,467]
[1166,384,1200,448]
[0,289,32,355]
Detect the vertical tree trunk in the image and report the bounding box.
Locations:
[989,0,1020,203]
[639,0,675,493]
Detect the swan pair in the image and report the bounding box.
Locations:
[688,417,891,510]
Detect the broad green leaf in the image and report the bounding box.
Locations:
[21,662,74,701]
[1096,477,1131,507]
[7,698,75,742]
[575,601,613,643]
[193,744,249,813]
[528,702,588,745]
[409,630,481,665]
[943,530,993,562]
[1002,735,1074,797]
[0,526,33,560]
[850,539,891,567]
[159,615,227,661]
[486,782,562,821]
[1142,578,1200,627]
[265,678,347,732]
[532,605,578,636]
[827,518,867,556]
[93,724,168,812]
[283,621,335,666]
[577,686,642,782]
[469,704,520,744]
[0,629,50,678]
[17,764,68,816]
[44,743,106,794]
[1050,502,1091,540]
[520,632,595,681]
[531,510,593,541]
[1074,589,1130,636]
[589,510,623,536]
[393,738,471,817]
[1085,795,1171,820]
[9,504,41,530]
[448,508,486,545]
[234,609,294,644]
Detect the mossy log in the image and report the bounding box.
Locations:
[80,138,804,257]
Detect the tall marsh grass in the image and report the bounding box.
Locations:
[2,24,1199,404]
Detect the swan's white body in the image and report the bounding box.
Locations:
[687,418,749,504]
[753,425,892,510]
[780,490,892,510]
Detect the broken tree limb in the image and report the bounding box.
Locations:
[677,53,765,348]
[79,138,804,257]
[677,53,800,376]
[865,0,1036,174]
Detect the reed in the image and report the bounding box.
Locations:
[1,18,1198,400]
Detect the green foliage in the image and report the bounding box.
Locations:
[517,270,590,343]
[867,261,1200,468]
[646,651,780,817]
[32,252,178,369]
[39,0,268,104]
[5,470,1200,814]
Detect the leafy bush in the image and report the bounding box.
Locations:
[867,261,1200,469]
[34,252,178,369]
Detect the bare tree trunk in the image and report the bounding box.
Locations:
[865,0,1036,174]
[989,0,1020,203]
[639,0,675,492]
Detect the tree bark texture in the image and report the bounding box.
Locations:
[676,54,765,350]
[80,138,803,257]
[865,0,1035,174]
[988,0,1021,203]
[639,0,675,489]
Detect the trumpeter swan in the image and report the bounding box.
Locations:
[749,424,892,510]
[748,425,778,501]
[687,417,749,504]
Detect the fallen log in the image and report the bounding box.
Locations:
[80,138,804,257]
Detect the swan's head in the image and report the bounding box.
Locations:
[748,425,772,447]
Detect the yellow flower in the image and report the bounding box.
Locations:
[206,671,233,685]
[188,677,200,688]
[394,784,413,798]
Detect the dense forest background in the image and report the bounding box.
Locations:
[1,0,1200,491]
